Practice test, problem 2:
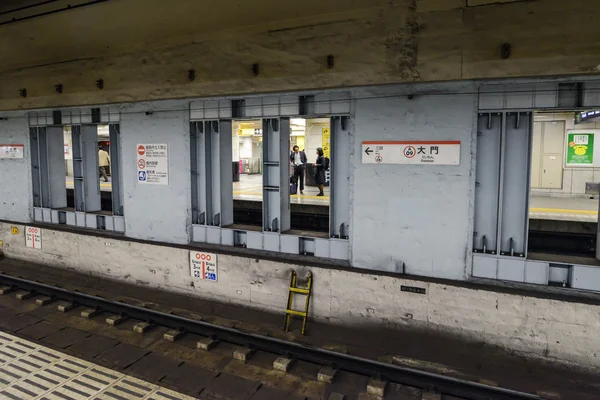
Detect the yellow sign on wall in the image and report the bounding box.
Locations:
[322,127,331,159]
[11,227,19,235]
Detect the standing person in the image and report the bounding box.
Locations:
[313,147,326,196]
[98,144,110,182]
[290,145,307,194]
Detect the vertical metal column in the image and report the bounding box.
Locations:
[190,122,203,224]
[473,113,502,254]
[30,128,44,208]
[71,126,85,211]
[498,112,532,257]
[45,126,67,209]
[219,120,233,227]
[81,125,101,212]
[109,124,124,216]
[262,118,291,233]
[330,116,350,239]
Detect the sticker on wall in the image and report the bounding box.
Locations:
[11,227,18,235]
[136,144,169,185]
[189,251,218,282]
[0,144,24,159]
[25,226,42,249]
[566,132,594,166]
[362,141,461,165]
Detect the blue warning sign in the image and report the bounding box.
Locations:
[138,171,147,181]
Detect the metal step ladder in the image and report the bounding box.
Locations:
[284,270,313,335]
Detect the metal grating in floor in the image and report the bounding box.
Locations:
[0,331,195,400]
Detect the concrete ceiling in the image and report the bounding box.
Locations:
[0,0,389,74]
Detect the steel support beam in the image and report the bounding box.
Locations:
[46,126,67,209]
[262,117,290,233]
[330,116,350,239]
[109,124,123,216]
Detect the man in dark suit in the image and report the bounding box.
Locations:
[290,145,307,194]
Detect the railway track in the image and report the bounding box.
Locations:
[0,271,541,400]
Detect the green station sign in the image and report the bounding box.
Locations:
[566,133,594,165]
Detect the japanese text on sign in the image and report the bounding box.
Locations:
[0,144,24,159]
[189,251,218,282]
[362,141,460,165]
[25,226,42,249]
[136,144,169,185]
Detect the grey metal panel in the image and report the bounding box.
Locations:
[314,93,332,115]
[28,112,38,126]
[219,100,232,118]
[109,107,120,123]
[263,232,280,252]
[219,120,233,227]
[66,212,76,226]
[61,110,72,125]
[262,97,279,116]
[331,92,352,114]
[42,208,52,222]
[583,81,600,107]
[330,239,349,260]
[46,126,67,209]
[570,265,600,292]
[104,216,115,231]
[109,124,124,216]
[534,82,559,108]
[499,112,531,256]
[195,226,208,244]
[505,84,534,109]
[206,226,221,244]
[81,109,92,124]
[205,121,216,225]
[71,109,81,124]
[190,101,204,120]
[50,210,60,224]
[33,208,43,222]
[300,237,316,256]
[314,238,329,258]
[549,265,570,285]
[100,107,110,123]
[280,235,299,254]
[205,101,219,119]
[85,213,98,229]
[30,128,42,208]
[76,212,86,227]
[330,116,350,238]
[262,118,290,233]
[280,95,299,116]
[473,113,502,253]
[114,216,125,233]
[246,231,263,250]
[71,125,85,211]
[497,258,525,282]
[245,98,262,118]
[525,260,549,285]
[478,85,504,110]
[221,229,234,246]
[190,122,201,224]
[471,255,497,279]
[81,125,101,212]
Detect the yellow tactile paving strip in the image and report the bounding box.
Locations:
[0,332,194,400]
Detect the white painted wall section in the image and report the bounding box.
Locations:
[350,88,477,280]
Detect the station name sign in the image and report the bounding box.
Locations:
[576,110,600,125]
[362,141,460,165]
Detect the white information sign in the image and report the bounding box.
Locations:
[362,141,460,165]
[0,144,24,159]
[136,144,169,185]
[189,251,218,282]
[25,226,42,249]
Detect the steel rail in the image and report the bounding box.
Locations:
[0,272,540,400]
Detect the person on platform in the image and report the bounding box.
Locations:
[98,144,110,182]
[313,147,326,196]
[290,145,307,194]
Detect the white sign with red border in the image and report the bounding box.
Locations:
[189,251,218,282]
[362,141,461,165]
[25,226,42,249]
[0,144,24,159]
[136,144,169,185]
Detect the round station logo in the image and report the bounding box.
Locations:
[403,146,416,158]
[137,145,146,156]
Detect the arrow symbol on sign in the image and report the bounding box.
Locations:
[364,147,373,155]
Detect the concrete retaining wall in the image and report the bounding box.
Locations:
[1,221,598,371]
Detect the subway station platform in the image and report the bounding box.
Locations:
[0,257,599,400]
[529,196,598,222]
